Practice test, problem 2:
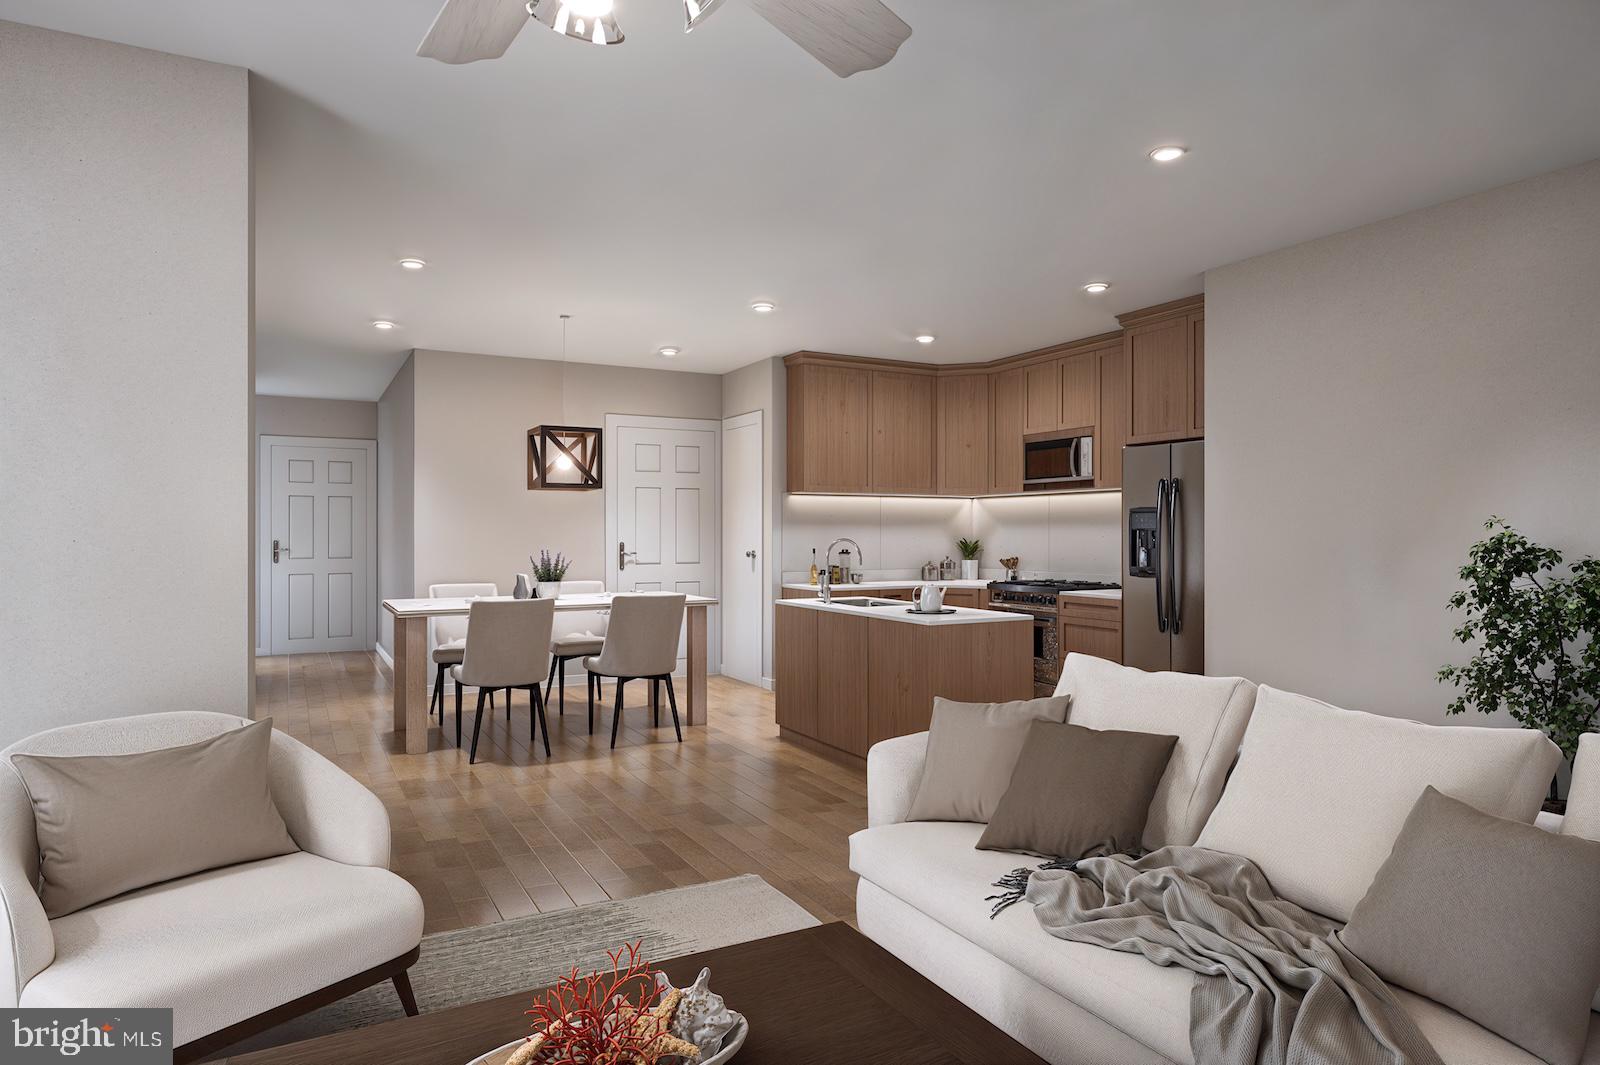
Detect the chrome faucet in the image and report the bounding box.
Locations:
[819,538,864,604]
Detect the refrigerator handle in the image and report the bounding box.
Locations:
[1154,477,1169,634]
[1169,477,1183,635]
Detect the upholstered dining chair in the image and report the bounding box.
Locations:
[583,593,687,749]
[453,598,556,764]
[428,582,497,722]
[544,579,609,731]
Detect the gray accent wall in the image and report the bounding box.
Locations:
[1205,159,1600,726]
[0,21,253,745]
[256,395,379,440]
[376,355,416,655]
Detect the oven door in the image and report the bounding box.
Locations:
[992,605,1061,696]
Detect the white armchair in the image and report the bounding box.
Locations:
[0,712,424,1062]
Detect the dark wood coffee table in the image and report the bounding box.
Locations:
[225,922,1047,1065]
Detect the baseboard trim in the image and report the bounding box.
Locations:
[374,642,393,670]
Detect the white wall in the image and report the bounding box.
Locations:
[972,494,1122,581]
[1206,158,1600,726]
[0,22,253,744]
[722,357,785,682]
[376,355,416,654]
[256,395,379,440]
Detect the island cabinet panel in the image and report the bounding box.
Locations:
[990,368,1027,493]
[1096,344,1127,489]
[1023,360,1061,434]
[816,613,869,755]
[931,624,1033,703]
[787,363,871,492]
[867,622,934,748]
[936,374,991,496]
[869,370,936,494]
[774,605,819,736]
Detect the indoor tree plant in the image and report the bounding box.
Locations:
[1438,517,1600,809]
[957,538,983,581]
[532,550,572,600]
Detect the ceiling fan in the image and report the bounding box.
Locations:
[417,0,912,78]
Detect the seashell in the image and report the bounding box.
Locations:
[656,968,737,1059]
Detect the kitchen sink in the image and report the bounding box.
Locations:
[826,597,903,608]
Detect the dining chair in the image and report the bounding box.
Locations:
[452,598,555,764]
[582,593,686,749]
[427,582,497,721]
[544,579,609,731]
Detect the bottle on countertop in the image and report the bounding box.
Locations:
[809,548,819,586]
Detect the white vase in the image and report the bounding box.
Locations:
[536,581,561,600]
[960,559,979,580]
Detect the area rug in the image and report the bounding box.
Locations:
[216,874,819,1060]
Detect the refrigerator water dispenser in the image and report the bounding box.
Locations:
[1128,507,1159,579]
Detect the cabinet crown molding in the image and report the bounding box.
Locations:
[1115,293,1205,329]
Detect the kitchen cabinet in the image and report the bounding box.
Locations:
[936,374,990,496]
[1059,352,1098,430]
[787,362,871,492]
[1023,361,1061,433]
[1096,343,1127,489]
[941,588,984,609]
[1191,313,1205,434]
[1058,594,1122,665]
[990,368,1026,493]
[1121,297,1205,445]
[817,612,869,755]
[870,370,936,493]
[774,605,818,736]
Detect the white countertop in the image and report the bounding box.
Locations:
[383,592,717,618]
[775,596,1029,626]
[782,579,990,591]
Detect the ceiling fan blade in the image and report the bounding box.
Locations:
[417,0,529,64]
[745,0,911,78]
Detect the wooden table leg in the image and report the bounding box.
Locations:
[394,615,428,754]
[686,604,707,726]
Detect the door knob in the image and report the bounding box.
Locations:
[273,539,287,563]
[745,549,757,559]
[617,542,639,570]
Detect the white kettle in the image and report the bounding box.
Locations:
[914,583,946,613]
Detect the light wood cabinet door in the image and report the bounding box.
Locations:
[1059,352,1098,430]
[1059,594,1123,665]
[990,369,1026,493]
[869,371,935,494]
[787,363,872,492]
[1190,313,1205,435]
[774,606,818,735]
[1023,360,1061,433]
[1096,344,1127,489]
[942,589,982,609]
[816,613,869,755]
[1125,317,1192,444]
[936,374,990,496]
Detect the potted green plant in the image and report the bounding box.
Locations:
[531,550,572,600]
[957,538,983,581]
[1438,517,1600,810]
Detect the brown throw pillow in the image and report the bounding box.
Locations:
[11,717,299,918]
[976,721,1178,858]
[1341,786,1600,1065]
[907,695,1071,824]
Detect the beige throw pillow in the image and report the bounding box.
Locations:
[12,717,299,918]
[906,695,1070,824]
[1341,787,1600,1065]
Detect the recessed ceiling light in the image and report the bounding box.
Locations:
[397,258,427,270]
[371,319,398,330]
[1082,281,1111,294]
[1149,145,1188,163]
[914,334,936,344]
[750,301,776,314]
[658,346,681,358]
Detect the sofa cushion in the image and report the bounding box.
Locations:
[1054,654,1257,848]
[1342,787,1600,1065]
[1195,685,1560,922]
[20,851,424,1046]
[12,718,298,918]
[1562,734,1600,1013]
[908,695,1071,824]
[850,820,1599,1065]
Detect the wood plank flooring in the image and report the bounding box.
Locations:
[255,653,866,934]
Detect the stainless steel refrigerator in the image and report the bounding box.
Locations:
[1123,441,1204,673]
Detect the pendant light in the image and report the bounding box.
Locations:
[528,314,603,490]
[527,0,624,46]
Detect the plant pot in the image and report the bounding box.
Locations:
[960,560,979,580]
[536,581,562,600]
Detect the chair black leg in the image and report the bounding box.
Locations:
[469,688,488,764]
[527,684,538,750]
[652,678,660,727]
[664,675,683,743]
[558,657,567,716]
[543,655,558,709]
[432,664,446,719]
[455,681,463,747]
[505,687,512,721]
[588,671,596,735]
[610,677,626,749]
[393,970,419,1016]
[533,684,552,758]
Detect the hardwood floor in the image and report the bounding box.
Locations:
[254,653,866,934]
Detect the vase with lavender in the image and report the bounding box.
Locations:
[532,550,571,600]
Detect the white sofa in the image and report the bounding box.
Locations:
[850,655,1600,1065]
[0,712,426,1062]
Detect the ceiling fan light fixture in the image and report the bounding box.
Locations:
[528,0,624,46]
[682,0,728,32]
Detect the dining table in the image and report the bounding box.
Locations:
[380,592,718,754]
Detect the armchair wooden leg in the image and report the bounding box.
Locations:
[393,970,419,1017]
[664,675,683,743]
[610,677,626,749]
[469,688,488,764]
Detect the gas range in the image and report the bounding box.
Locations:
[987,579,1120,611]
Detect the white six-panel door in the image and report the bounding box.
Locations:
[720,412,763,687]
[267,442,371,653]
[606,416,720,675]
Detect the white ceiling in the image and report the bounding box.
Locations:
[6,1,1600,399]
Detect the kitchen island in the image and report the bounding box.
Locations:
[774,596,1032,761]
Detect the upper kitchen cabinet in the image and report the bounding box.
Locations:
[1023,360,1061,433]
[1059,351,1098,430]
[870,370,936,494]
[1096,341,1127,489]
[990,367,1026,493]
[1118,295,1205,445]
[786,358,871,492]
[936,373,991,496]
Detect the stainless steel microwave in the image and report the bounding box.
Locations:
[1023,432,1093,489]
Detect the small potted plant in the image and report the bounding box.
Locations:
[1439,517,1600,811]
[531,550,571,600]
[957,538,983,581]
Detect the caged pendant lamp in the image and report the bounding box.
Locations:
[529,314,603,490]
